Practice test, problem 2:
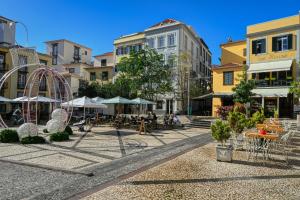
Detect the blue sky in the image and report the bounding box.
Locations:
[1,0,299,64]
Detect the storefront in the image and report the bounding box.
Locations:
[251,88,293,118]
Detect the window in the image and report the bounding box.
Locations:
[39,76,47,91]
[191,42,194,56]
[138,44,143,51]
[101,59,107,66]
[90,72,96,81]
[252,38,266,54]
[167,33,175,46]
[272,34,293,52]
[158,36,165,48]
[101,71,108,81]
[148,38,155,48]
[69,68,75,73]
[126,46,130,54]
[85,51,87,55]
[18,55,27,66]
[156,100,163,109]
[223,71,233,85]
[17,73,26,89]
[167,54,175,67]
[196,47,199,58]
[39,59,47,66]
[184,35,188,50]
[17,92,23,97]
[74,46,81,63]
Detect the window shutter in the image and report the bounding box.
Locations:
[288,34,293,49]
[261,39,266,53]
[252,40,257,54]
[272,37,277,52]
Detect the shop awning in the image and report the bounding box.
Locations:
[252,88,289,97]
[247,59,292,73]
[213,92,234,98]
[193,93,213,100]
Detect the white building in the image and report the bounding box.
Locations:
[45,39,93,97]
[144,19,212,114]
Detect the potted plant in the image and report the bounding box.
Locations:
[227,110,247,150]
[211,120,232,162]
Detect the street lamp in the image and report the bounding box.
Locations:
[9,21,29,46]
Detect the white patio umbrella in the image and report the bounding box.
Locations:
[92,97,105,103]
[30,96,60,103]
[132,98,156,115]
[12,96,29,102]
[0,96,12,102]
[61,96,107,118]
[101,96,136,114]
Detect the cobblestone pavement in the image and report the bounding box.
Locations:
[82,140,300,200]
[0,126,212,199]
[0,126,206,172]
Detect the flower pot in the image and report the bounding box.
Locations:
[216,145,233,162]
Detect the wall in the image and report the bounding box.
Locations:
[221,41,246,65]
[212,97,222,117]
[247,15,300,35]
[94,54,114,67]
[212,66,243,93]
[86,66,114,83]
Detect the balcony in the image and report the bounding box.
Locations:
[73,54,81,63]
[254,79,292,87]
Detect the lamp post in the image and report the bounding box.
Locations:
[9,21,29,46]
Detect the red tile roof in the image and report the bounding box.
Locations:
[150,19,178,28]
[94,52,113,57]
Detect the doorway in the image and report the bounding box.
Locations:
[166,99,173,114]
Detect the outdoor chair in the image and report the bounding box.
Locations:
[271,130,295,164]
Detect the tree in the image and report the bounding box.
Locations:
[175,51,193,113]
[232,66,255,104]
[116,47,173,100]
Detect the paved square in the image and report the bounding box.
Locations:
[0,126,208,172]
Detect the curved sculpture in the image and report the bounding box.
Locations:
[0,47,73,128]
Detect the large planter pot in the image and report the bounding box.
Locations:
[229,133,244,150]
[216,144,233,162]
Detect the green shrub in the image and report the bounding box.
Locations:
[227,111,247,134]
[0,129,19,143]
[251,108,265,124]
[211,120,231,146]
[64,125,73,135]
[50,131,69,142]
[43,128,48,133]
[21,136,45,144]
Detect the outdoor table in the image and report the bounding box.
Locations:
[245,132,279,161]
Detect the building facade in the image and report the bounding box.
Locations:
[0,16,52,114]
[45,39,93,96]
[86,52,115,84]
[113,19,211,114]
[246,13,300,118]
[211,40,245,117]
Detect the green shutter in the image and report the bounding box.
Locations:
[272,37,277,51]
[252,40,257,54]
[288,34,293,49]
[261,39,266,53]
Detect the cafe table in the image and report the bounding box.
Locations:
[245,131,279,161]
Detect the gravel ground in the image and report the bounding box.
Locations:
[0,161,84,200]
[83,142,300,200]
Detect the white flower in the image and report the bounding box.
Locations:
[46,119,66,134]
[51,108,68,122]
[17,123,39,139]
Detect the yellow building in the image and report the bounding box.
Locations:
[211,40,246,117]
[85,52,114,84]
[0,46,52,114]
[113,32,145,64]
[246,13,300,118]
